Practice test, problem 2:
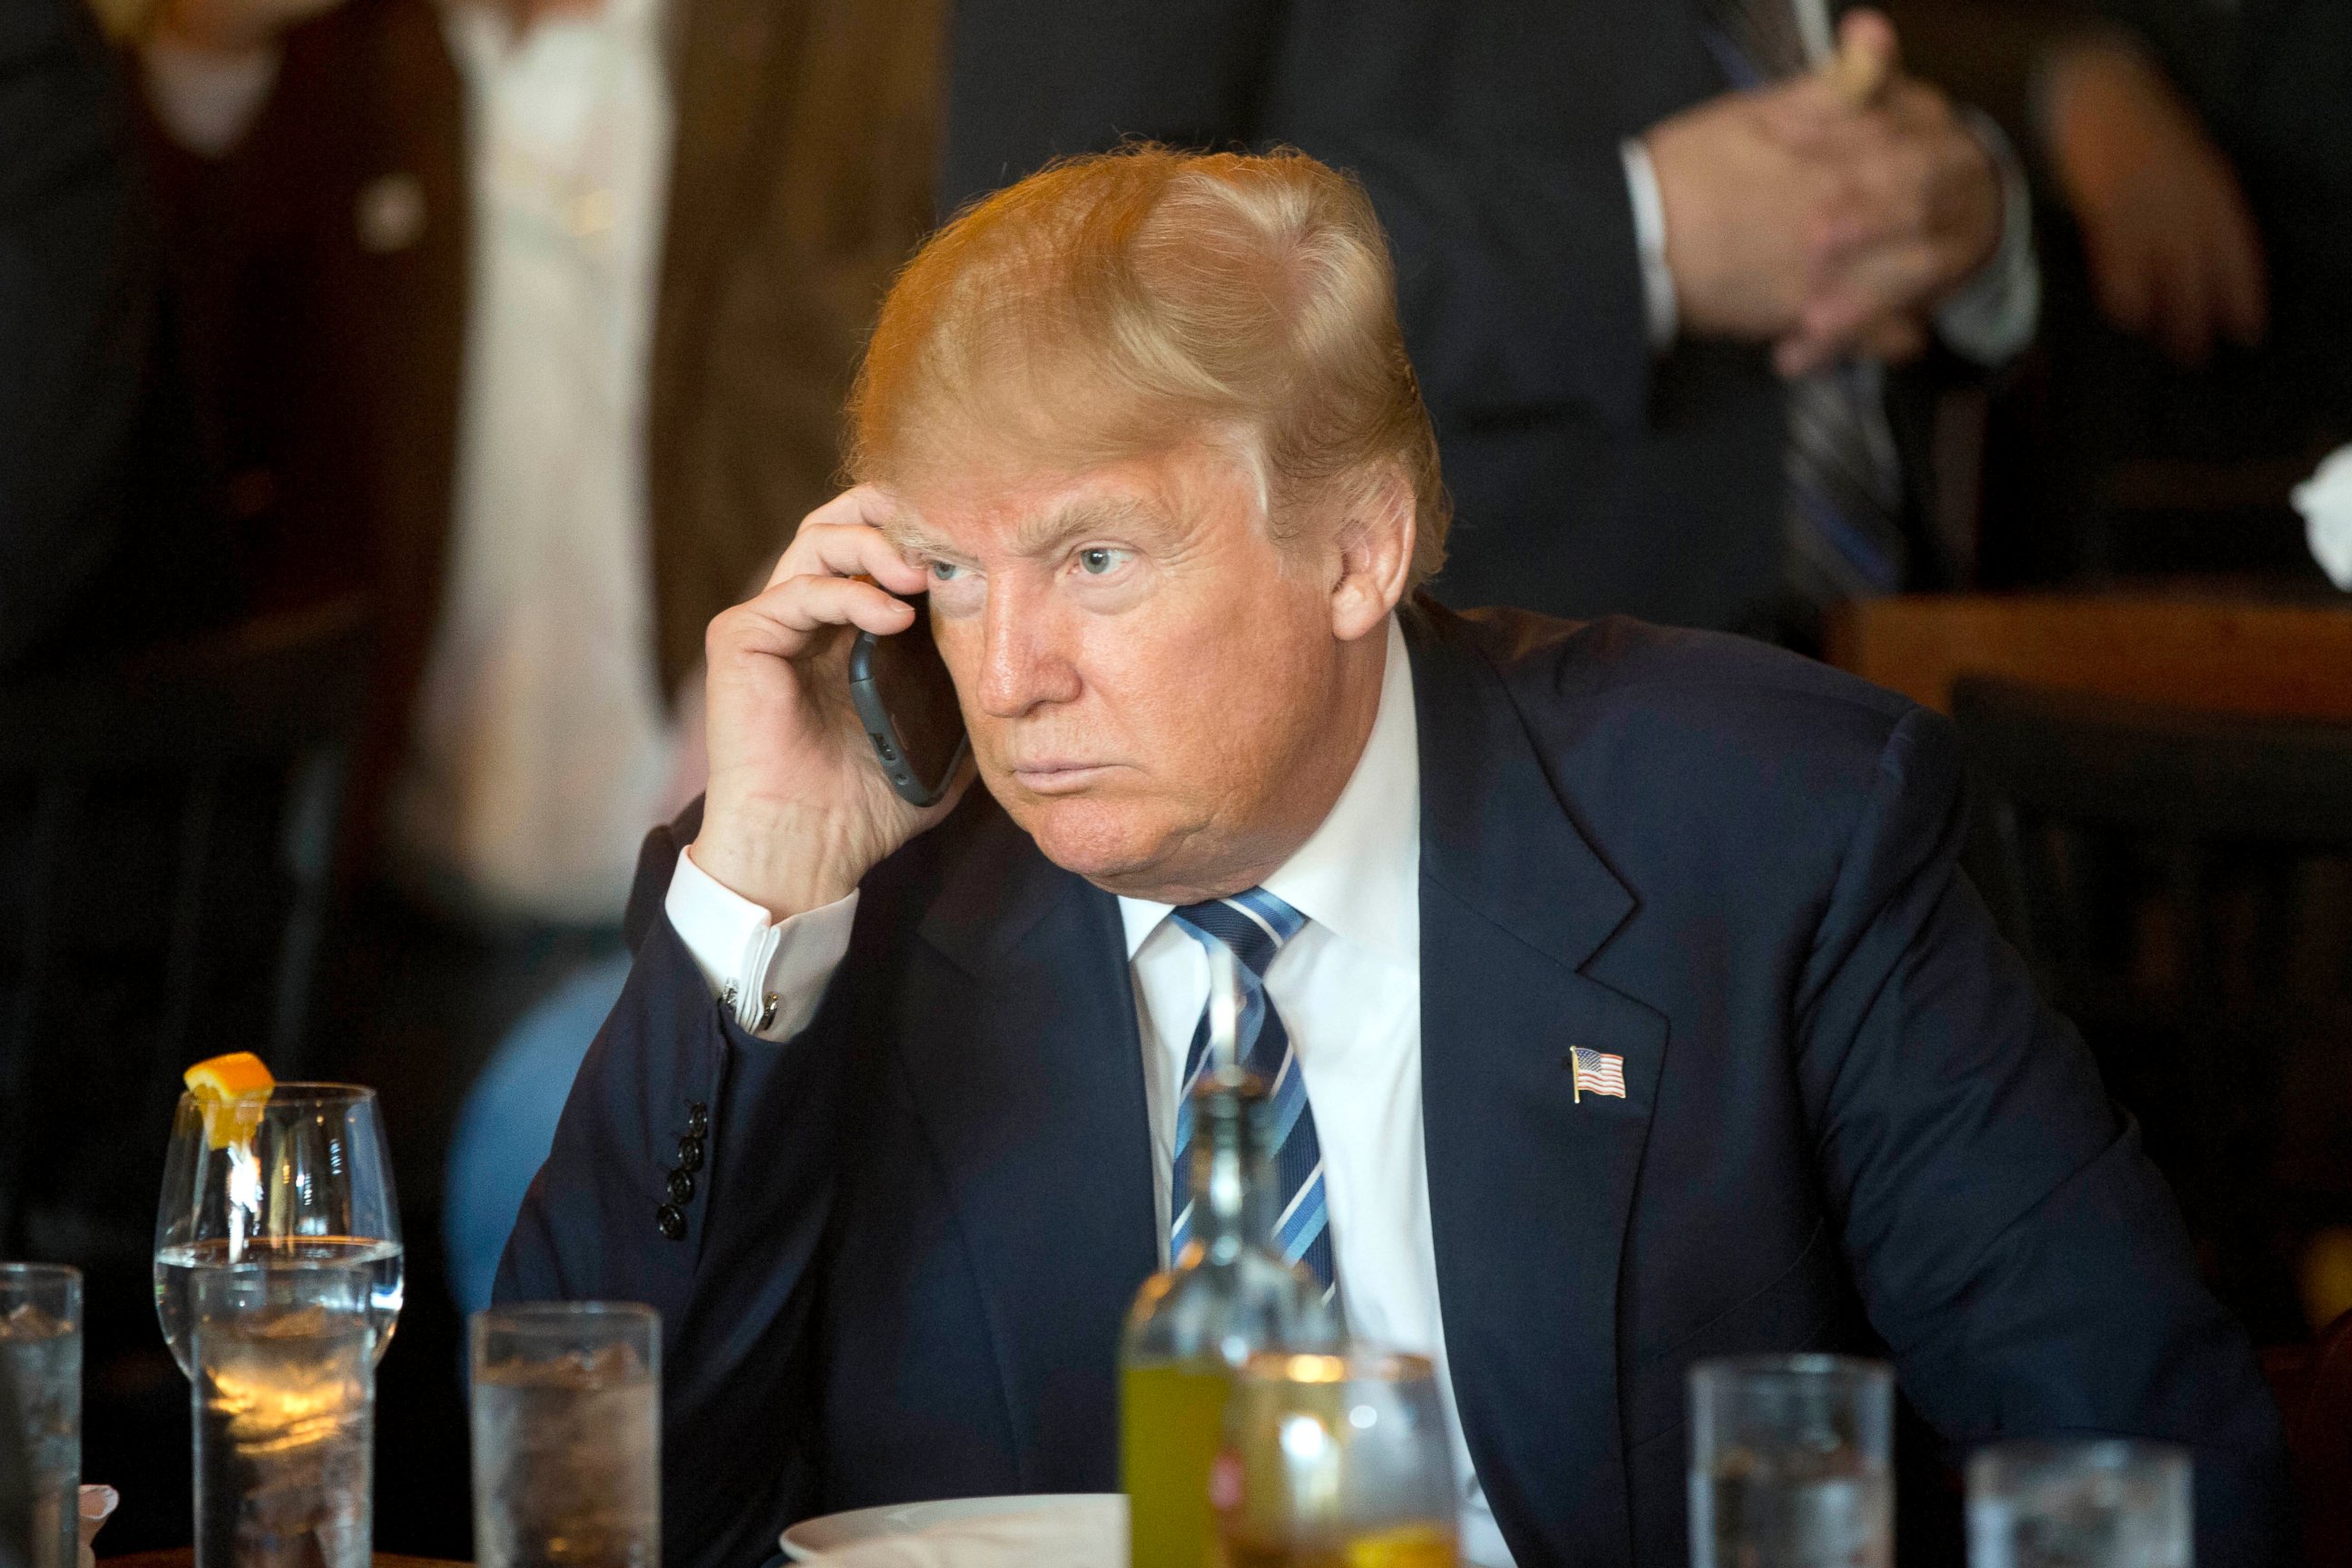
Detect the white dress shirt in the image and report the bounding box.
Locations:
[147,0,683,925]
[666,616,1519,1566]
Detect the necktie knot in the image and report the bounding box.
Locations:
[1171,888,1306,978]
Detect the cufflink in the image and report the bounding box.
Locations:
[758,992,780,1032]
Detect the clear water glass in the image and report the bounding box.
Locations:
[1967,1440,2190,1568]
[0,1263,81,1568]
[154,1083,404,1377]
[191,1260,375,1568]
[1214,1350,1459,1568]
[471,1302,661,1568]
[1690,1355,1894,1568]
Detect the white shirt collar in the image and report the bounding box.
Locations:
[1117,615,1419,968]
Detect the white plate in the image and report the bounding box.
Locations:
[779,1493,1124,1562]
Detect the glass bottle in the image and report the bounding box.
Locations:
[1122,1064,1343,1568]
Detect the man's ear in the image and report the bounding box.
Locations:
[1329,460,1416,642]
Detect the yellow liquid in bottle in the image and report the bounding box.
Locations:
[1122,1361,1234,1568]
[1220,1522,1460,1568]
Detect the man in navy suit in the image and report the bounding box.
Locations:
[499,148,2291,1568]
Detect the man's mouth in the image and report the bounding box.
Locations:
[1007,761,1117,794]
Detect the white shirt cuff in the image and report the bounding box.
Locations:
[1934,108,2041,367]
[142,32,279,158]
[1620,138,1679,353]
[662,847,859,1042]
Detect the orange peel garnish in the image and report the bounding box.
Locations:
[184,1052,275,1151]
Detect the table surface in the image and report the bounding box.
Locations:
[1825,588,2352,723]
[102,1554,467,1568]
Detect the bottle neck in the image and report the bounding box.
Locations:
[1187,1083,1278,1265]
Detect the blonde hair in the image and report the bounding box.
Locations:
[848,145,1450,586]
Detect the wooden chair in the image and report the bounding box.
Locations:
[1950,677,2352,1344]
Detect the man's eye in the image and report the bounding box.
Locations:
[1078,548,1126,576]
[928,559,961,581]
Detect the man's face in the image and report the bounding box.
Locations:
[889,440,1365,901]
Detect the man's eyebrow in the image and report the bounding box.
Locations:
[877,494,1167,563]
[877,513,953,560]
[1008,495,1162,556]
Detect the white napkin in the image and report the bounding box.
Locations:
[2295,444,2352,590]
[807,1499,1125,1568]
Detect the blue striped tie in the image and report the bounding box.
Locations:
[1167,888,1333,1291]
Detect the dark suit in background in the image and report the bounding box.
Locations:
[0,0,221,672]
[943,0,1971,635]
[503,601,2292,1568]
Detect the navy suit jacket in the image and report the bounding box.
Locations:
[500,602,2292,1568]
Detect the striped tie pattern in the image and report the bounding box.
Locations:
[1698,0,1911,622]
[1168,888,1333,1291]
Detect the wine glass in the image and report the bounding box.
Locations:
[153,1083,405,1377]
[1216,1350,1460,1568]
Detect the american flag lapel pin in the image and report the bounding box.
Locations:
[1569,1046,1628,1104]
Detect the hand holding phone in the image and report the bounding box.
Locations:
[689,488,972,921]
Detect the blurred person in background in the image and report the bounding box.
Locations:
[1991,0,2351,583]
[124,0,937,1541]
[1,0,224,675]
[946,0,2040,649]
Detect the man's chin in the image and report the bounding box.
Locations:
[997,790,1179,891]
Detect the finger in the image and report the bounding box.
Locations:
[1801,240,1945,341]
[1752,74,1868,143]
[1837,10,1901,74]
[1828,9,1900,107]
[770,512,932,596]
[729,575,918,653]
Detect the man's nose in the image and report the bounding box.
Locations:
[975,583,1083,718]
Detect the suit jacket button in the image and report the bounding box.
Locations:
[676,1135,704,1173]
[656,1203,686,1240]
[687,1104,709,1137]
[667,1170,696,1204]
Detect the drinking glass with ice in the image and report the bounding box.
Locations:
[0,1263,81,1568]
[471,1302,661,1568]
[191,1261,375,1568]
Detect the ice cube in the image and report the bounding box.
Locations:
[0,1303,69,1341]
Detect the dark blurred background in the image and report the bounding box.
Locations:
[2,0,2347,1556]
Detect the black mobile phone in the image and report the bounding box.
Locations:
[848,604,969,808]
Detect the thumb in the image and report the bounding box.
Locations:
[1829,8,1901,104]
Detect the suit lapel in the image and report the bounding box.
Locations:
[902,808,1161,1485]
[1406,605,1669,1568]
